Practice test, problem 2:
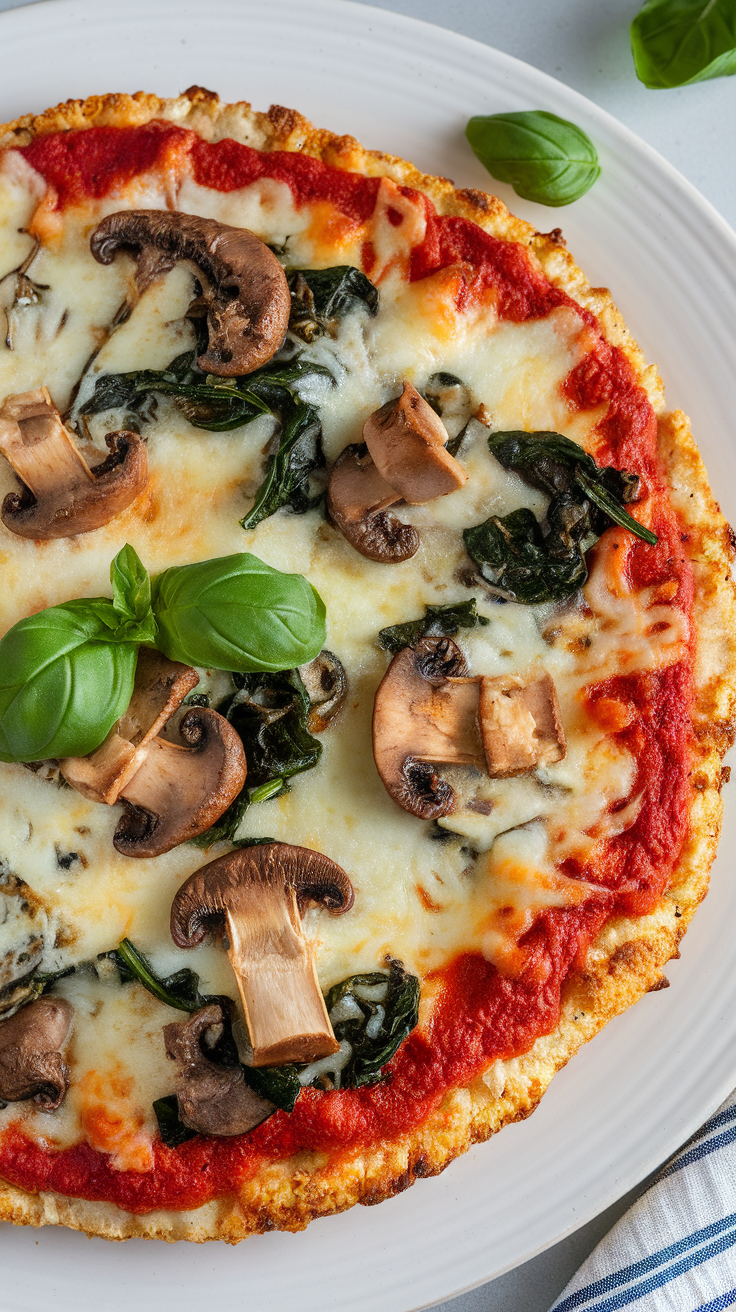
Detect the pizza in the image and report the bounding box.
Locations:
[0,85,733,1244]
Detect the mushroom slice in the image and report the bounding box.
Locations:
[0,996,74,1110]
[61,648,200,805]
[327,443,420,563]
[298,650,347,732]
[164,1004,274,1137]
[90,211,290,376]
[114,708,247,858]
[478,673,566,777]
[363,382,468,503]
[170,843,355,1067]
[0,387,147,539]
[372,637,480,819]
[372,636,567,818]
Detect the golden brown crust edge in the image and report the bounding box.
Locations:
[0,89,734,1243]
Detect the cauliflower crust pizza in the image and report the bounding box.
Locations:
[0,86,733,1243]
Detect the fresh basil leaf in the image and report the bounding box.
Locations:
[287,266,379,342]
[153,1095,198,1147]
[466,111,600,206]
[631,0,736,88]
[318,962,420,1089]
[0,603,138,762]
[110,544,158,644]
[241,1062,301,1113]
[151,553,327,674]
[240,401,325,529]
[377,598,490,653]
[108,938,213,1013]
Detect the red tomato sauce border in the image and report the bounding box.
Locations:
[0,124,695,1213]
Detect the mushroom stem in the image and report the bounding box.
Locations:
[0,388,147,539]
[225,880,338,1067]
[170,843,355,1067]
[61,648,199,805]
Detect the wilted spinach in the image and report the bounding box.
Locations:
[153,1095,198,1148]
[377,598,489,653]
[287,266,379,342]
[105,938,216,1013]
[191,669,322,847]
[319,961,420,1089]
[240,400,324,529]
[463,430,657,604]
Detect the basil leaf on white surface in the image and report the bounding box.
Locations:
[631,0,736,89]
[465,110,600,206]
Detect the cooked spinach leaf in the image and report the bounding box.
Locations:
[191,669,322,847]
[80,350,332,434]
[464,430,657,604]
[106,937,214,1013]
[377,598,490,653]
[240,400,324,529]
[153,1095,197,1148]
[242,1062,301,1113]
[287,266,379,342]
[318,961,420,1089]
[225,669,322,787]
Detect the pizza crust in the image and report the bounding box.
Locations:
[0,87,734,1242]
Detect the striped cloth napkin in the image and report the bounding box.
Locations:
[549,1091,736,1312]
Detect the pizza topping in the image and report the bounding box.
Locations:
[377,598,489,654]
[0,874,45,1018]
[0,386,147,539]
[170,843,354,1066]
[90,210,291,376]
[286,265,379,342]
[464,429,656,604]
[373,636,566,817]
[298,650,347,733]
[0,996,73,1109]
[327,442,419,562]
[60,647,199,806]
[113,706,247,859]
[363,382,468,503]
[163,1004,275,1137]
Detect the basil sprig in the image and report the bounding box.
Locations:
[466,110,600,207]
[0,546,327,763]
[0,545,157,763]
[631,0,736,88]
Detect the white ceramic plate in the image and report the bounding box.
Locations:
[1,1,735,1308]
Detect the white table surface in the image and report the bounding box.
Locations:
[0,2,733,1309]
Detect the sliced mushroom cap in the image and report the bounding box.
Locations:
[170,843,354,1067]
[114,707,247,858]
[0,388,147,539]
[363,382,468,504]
[327,443,419,563]
[298,650,347,732]
[372,637,478,819]
[0,996,74,1109]
[90,211,290,376]
[61,647,200,805]
[372,637,567,817]
[163,1004,274,1137]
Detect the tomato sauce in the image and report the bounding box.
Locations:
[2,124,695,1212]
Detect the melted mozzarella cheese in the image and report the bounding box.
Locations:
[0,151,684,1149]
